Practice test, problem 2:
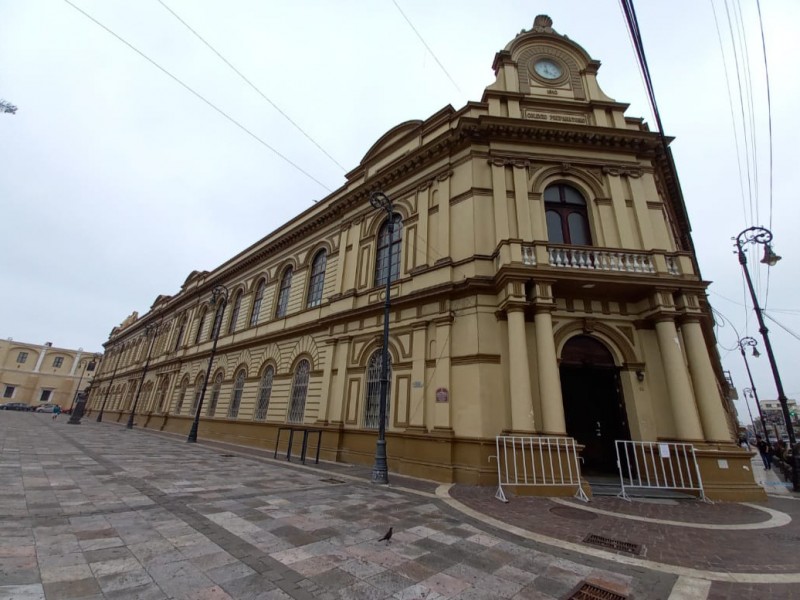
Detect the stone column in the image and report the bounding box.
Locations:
[327,337,351,424]
[408,321,428,429]
[433,316,452,430]
[534,308,566,435]
[506,306,535,432]
[654,317,704,440]
[681,318,733,441]
[316,339,337,424]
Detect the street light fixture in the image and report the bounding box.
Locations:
[369,191,394,485]
[97,345,124,423]
[67,353,100,424]
[737,337,769,439]
[735,226,798,490]
[126,320,162,430]
[187,284,229,443]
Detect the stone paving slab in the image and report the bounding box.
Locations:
[1,412,796,599]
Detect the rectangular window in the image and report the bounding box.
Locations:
[3,386,14,398]
[53,357,64,368]
[16,352,28,364]
[39,390,52,402]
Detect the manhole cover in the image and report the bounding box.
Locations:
[567,582,628,600]
[583,533,642,555]
[320,478,345,484]
[549,506,597,521]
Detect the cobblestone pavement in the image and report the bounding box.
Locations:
[0,414,795,600]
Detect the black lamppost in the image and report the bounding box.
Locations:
[737,338,769,440]
[68,354,99,413]
[743,388,759,438]
[735,226,798,490]
[97,346,124,423]
[187,284,229,443]
[369,191,395,485]
[126,320,162,430]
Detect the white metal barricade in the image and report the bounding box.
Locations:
[494,435,588,503]
[615,440,709,502]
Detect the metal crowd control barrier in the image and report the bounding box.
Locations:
[494,435,588,503]
[615,440,709,502]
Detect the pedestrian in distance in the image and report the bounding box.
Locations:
[756,435,772,470]
[52,405,61,420]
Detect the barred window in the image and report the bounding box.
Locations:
[191,376,204,416]
[207,372,223,416]
[16,352,28,364]
[306,250,327,308]
[52,356,63,368]
[174,315,187,351]
[374,214,403,286]
[254,366,274,421]
[228,291,243,334]
[250,280,265,327]
[276,268,292,318]
[210,302,225,340]
[175,378,189,414]
[364,350,392,429]
[228,370,245,418]
[194,308,207,345]
[287,360,310,423]
[155,377,169,413]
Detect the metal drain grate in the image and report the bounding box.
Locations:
[582,534,642,555]
[320,478,345,484]
[567,583,628,600]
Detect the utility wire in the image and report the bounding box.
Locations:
[390,0,462,95]
[156,0,347,172]
[62,0,332,193]
[763,312,800,343]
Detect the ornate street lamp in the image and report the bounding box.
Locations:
[67,353,100,424]
[735,226,797,490]
[126,320,162,429]
[97,345,124,423]
[369,191,394,485]
[737,338,769,440]
[187,284,229,443]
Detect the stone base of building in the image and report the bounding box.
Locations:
[108,413,764,502]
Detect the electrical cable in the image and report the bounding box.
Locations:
[763,312,800,343]
[156,0,347,172]
[62,0,333,193]
[390,0,462,95]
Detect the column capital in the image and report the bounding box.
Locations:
[411,320,430,330]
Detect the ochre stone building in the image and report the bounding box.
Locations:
[0,338,101,409]
[91,16,760,500]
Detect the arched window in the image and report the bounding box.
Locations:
[191,375,204,416]
[175,377,189,414]
[375,214,403,286]
[364,350,392,429]
[287,359,310,423]
[544,184,591,245]
[155,377,169,413]
[207,372,223,416]
[250,280,266,327]
[210,301,225,340]
[194,307,207,345]
[228,291,243,334]
[173,314,187,351]
[306,250,327,308]
[228,370,246,418]
[124,382,136,411]
[275,268,293,318]
[254,366,274,421]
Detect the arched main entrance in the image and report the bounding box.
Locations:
[560,335,631,474]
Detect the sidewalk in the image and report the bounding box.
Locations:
[0,413,798,600]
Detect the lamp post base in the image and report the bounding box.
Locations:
[371,439,389,484]
[187,422,199,443]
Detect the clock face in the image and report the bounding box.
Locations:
[534,59,563,80]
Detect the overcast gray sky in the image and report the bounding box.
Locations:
[2,1,798,421]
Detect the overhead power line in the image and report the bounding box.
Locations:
[390,0,462,95]
[156,0,347,172]
[62,0,332,192]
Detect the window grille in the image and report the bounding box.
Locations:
[155,378,169,412]
[207,372,223,416]
[174,315,186,351]
[194,309,207,344]
[375,214,403,286]
[53,356,63,368]
[250,281,265,327]
[175,379,188,414]
[255,366,274,421]
[276,268,293,318]
[306,250,327,308]
[287,360,310,423]
[364,350,391,429]
[228,292,242,334]
[229,370,245,418]
[191,377,204,416]
[211,302,225,340]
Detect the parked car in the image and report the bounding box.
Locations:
[35,404,61,413]
[0,402,34,411]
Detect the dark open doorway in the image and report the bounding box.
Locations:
[560,335,631,475]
